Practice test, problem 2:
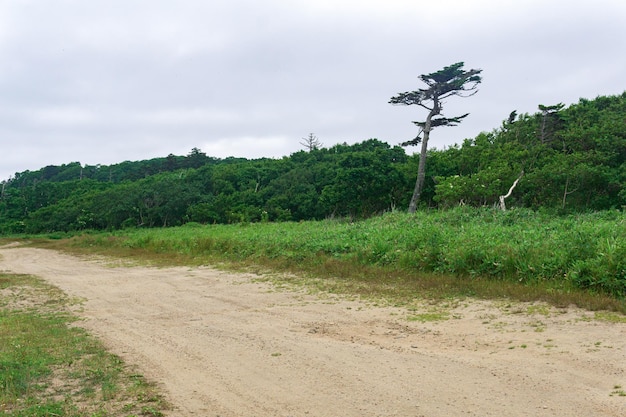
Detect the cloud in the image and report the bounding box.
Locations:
[199,135,296,160]
[31,107,98,127]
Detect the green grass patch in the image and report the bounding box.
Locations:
[0,272,169,417]
[407,312,449,322]
[594,311,626,323]
[526,305,551,316]
[26,207,626,313]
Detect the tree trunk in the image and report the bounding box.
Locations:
[498,171,524,211]
[561,176,578,210]
[408,99,438,214]
[408,131,429,213]
[562,176,569,210]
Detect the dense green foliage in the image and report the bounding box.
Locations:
[1,93,625,234]
[1,140,410,233]
[434,94,626,210]
[64,208,626,300]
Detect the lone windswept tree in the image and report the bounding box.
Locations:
[390,62,482,213]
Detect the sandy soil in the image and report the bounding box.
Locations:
[1,245,625,416]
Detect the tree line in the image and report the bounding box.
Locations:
[1,92,625,234]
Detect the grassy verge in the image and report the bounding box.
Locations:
[0,272,169,417]
[22,208,626,314]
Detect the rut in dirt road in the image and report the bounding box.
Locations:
[1,246,625,416]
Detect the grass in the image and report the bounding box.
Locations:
[0,272,169,417]
[594,311,626,323]
[407,312,449,322]
[9,207,626,313]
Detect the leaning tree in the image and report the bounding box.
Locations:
[390,62,482,213]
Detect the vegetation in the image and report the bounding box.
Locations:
[1,92,625,235]
[2,86,624,416]
[0,139,409,232]
[0,92,625,305]
[0,272,168,416]
[34,208,625,311]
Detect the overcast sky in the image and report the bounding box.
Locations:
[1,0,625,181]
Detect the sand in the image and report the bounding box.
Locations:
[1,245,624,416]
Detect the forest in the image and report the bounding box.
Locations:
[1,92,625,234]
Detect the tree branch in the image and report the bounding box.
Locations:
[498,171,524,211]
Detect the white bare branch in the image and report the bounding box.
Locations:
[498,171,524,211]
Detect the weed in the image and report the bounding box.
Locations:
[526,304,551,316]
[594,311,626,323]
[407,312,449,322]
[141,405,165,416]
[610,385,626,397]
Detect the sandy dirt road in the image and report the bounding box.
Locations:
[1,245,625,416]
